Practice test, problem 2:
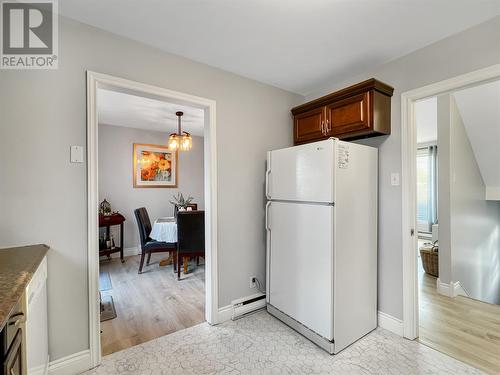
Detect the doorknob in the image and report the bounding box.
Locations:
[410,229,415,236]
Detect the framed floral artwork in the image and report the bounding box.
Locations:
[133,143,178,188]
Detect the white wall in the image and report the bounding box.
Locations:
[305,16,500,319]
[0,17,301,361]
[98,124,204,249]
[438,95,500,304]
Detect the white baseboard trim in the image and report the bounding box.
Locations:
[454,281,468,297]
[436,278,467,298]
[436,278,452,297]
[48,350,91,375]
[219,305,404,338]
[217,305,233,324]
[30,357,49,375]
[378,311,404,336]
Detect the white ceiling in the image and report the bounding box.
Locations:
[416,97,437,144]
[97,88,205,136]
[454,80,500,189]
[60,0,500,95]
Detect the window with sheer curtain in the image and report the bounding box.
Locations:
[417,145,438,233]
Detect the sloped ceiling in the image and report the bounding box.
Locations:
[453,80,500,195]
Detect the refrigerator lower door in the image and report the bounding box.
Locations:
[267,140,335,203]
[267,201,333,340]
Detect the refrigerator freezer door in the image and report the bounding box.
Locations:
[267,140,335,203]
[267,201,333,340]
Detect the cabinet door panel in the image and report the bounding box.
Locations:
[4,329,23,375]
[294,108,325,144]
[326,92,371,136]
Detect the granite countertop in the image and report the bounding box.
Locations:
[0,244,49,331]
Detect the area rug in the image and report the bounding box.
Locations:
[100,295,117,322]
[99,271,112,291]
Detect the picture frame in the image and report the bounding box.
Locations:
[133,143,178,188]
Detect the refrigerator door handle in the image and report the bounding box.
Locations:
[265,200,272,302]
[265,168,271,200]
[265,201,271,231]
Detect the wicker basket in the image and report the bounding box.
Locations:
[420,242,439,277]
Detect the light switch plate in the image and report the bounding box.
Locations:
[391,172,400,186]
[70,146,84,163]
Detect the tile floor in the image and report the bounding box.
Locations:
[85,310,481,374]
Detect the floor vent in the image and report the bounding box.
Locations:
[231,293,266,320]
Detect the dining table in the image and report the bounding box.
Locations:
[149,217,190,274]
[150,217,177,243]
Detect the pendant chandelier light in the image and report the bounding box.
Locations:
[168,111,192,151]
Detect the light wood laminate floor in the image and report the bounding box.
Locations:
[100,253,205,356]
[419,271,500,374]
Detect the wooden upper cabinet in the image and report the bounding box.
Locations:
[292,78,393,144]
[325,92,370,136]
[294,107,326,144]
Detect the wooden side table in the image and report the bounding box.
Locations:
[99,213,126,263]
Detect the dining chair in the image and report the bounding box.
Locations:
[134,207,177,274]
[176,210,205,280]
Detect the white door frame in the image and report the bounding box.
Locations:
[401,63,500,339]
[86,71,218,367]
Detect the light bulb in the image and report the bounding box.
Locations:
[168,134,180,151]
[180,133,192,151]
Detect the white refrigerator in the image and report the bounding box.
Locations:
[265,138,378,354]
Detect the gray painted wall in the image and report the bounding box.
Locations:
[440,95,500,304]
[305,16,500,319]
[98,124,204,249]
[0,17,301,360]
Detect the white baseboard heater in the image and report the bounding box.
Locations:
[231,293,266,320]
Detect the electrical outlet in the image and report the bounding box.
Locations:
[249,276,256,289]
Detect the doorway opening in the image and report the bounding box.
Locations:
[97,88,207,355]
[402,64,500,373]
[87,72,218,366]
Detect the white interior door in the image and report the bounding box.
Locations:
[267,201,334,339]
[267,140,335,203]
